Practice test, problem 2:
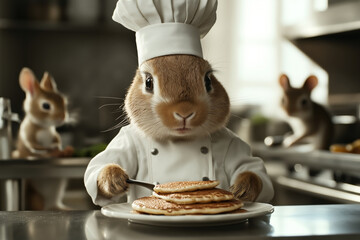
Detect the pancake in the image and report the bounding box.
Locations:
[153,180,219,193]
[132,196,243,216]
[152,188,234,204]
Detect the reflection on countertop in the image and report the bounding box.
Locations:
[1,204,360,240]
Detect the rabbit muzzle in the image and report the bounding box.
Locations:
[156,100,208,135]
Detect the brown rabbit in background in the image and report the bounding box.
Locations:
[12,67,73,210]
[85,55,274,205]
[279,74,334,150]
[12,68,73,159]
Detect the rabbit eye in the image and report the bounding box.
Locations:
[145,74,154,93]
[42,102,51,111]
[204,72,212,92]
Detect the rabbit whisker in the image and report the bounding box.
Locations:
[229,113,245,120]
[112,109,124,114]
[102,115,130,133]
[98,103,122,110]
[115,113,127,121]
[101,123,123,133]
[96,96,124,100]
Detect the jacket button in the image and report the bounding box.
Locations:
[151,148,159,155]
[200,146,208,154]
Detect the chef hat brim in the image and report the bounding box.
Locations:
[136,23,203,65]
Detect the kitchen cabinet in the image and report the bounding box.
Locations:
[0,0,137,147]
[283,1,360,119]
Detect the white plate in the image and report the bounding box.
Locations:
[101,202,274,227]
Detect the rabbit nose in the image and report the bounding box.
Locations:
[174,112,195,121]
[172,101,196,121]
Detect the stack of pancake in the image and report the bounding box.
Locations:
[132,180,244,216]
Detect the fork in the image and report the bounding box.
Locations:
[126,178,157,190]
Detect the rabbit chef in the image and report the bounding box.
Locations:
[84,0,274,206]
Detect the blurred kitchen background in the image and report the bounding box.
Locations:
[0,0,359,209]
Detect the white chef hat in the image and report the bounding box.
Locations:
[112,0,218,65]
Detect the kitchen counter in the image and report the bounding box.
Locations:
[253,144,360,204]
[0,157,91,210]
[0,157,90,179]
[253,143,360,174]
[1,204,360,240]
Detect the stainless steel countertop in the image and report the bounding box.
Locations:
[253,144,360,203]
[1,204,360,240]
[0,157,90,179]
[253,143,360,175]
[0,157,91,210]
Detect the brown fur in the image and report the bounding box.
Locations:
[97,164,129,198]
[230,171,262,202]
[279,74,334,149]
[12,68,72,159]
[125,55,230,140]
[12,68,73,210]
[98,55,262,201]
[14,122,61,158]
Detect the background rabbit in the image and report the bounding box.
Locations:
[278,74,334,150]
[13,67,73,210]
[85,55,274,205]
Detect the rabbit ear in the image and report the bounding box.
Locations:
[40,72,58,92]
[279,74,291,91]
[303,75,318,91]
[19,68,40,96]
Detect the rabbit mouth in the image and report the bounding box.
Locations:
[174,127,192,134]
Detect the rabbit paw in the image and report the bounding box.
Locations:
[97,164,129,198]
[49,146,74,158]
[230,171,262,202]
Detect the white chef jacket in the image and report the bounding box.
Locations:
[84,125,274,206]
